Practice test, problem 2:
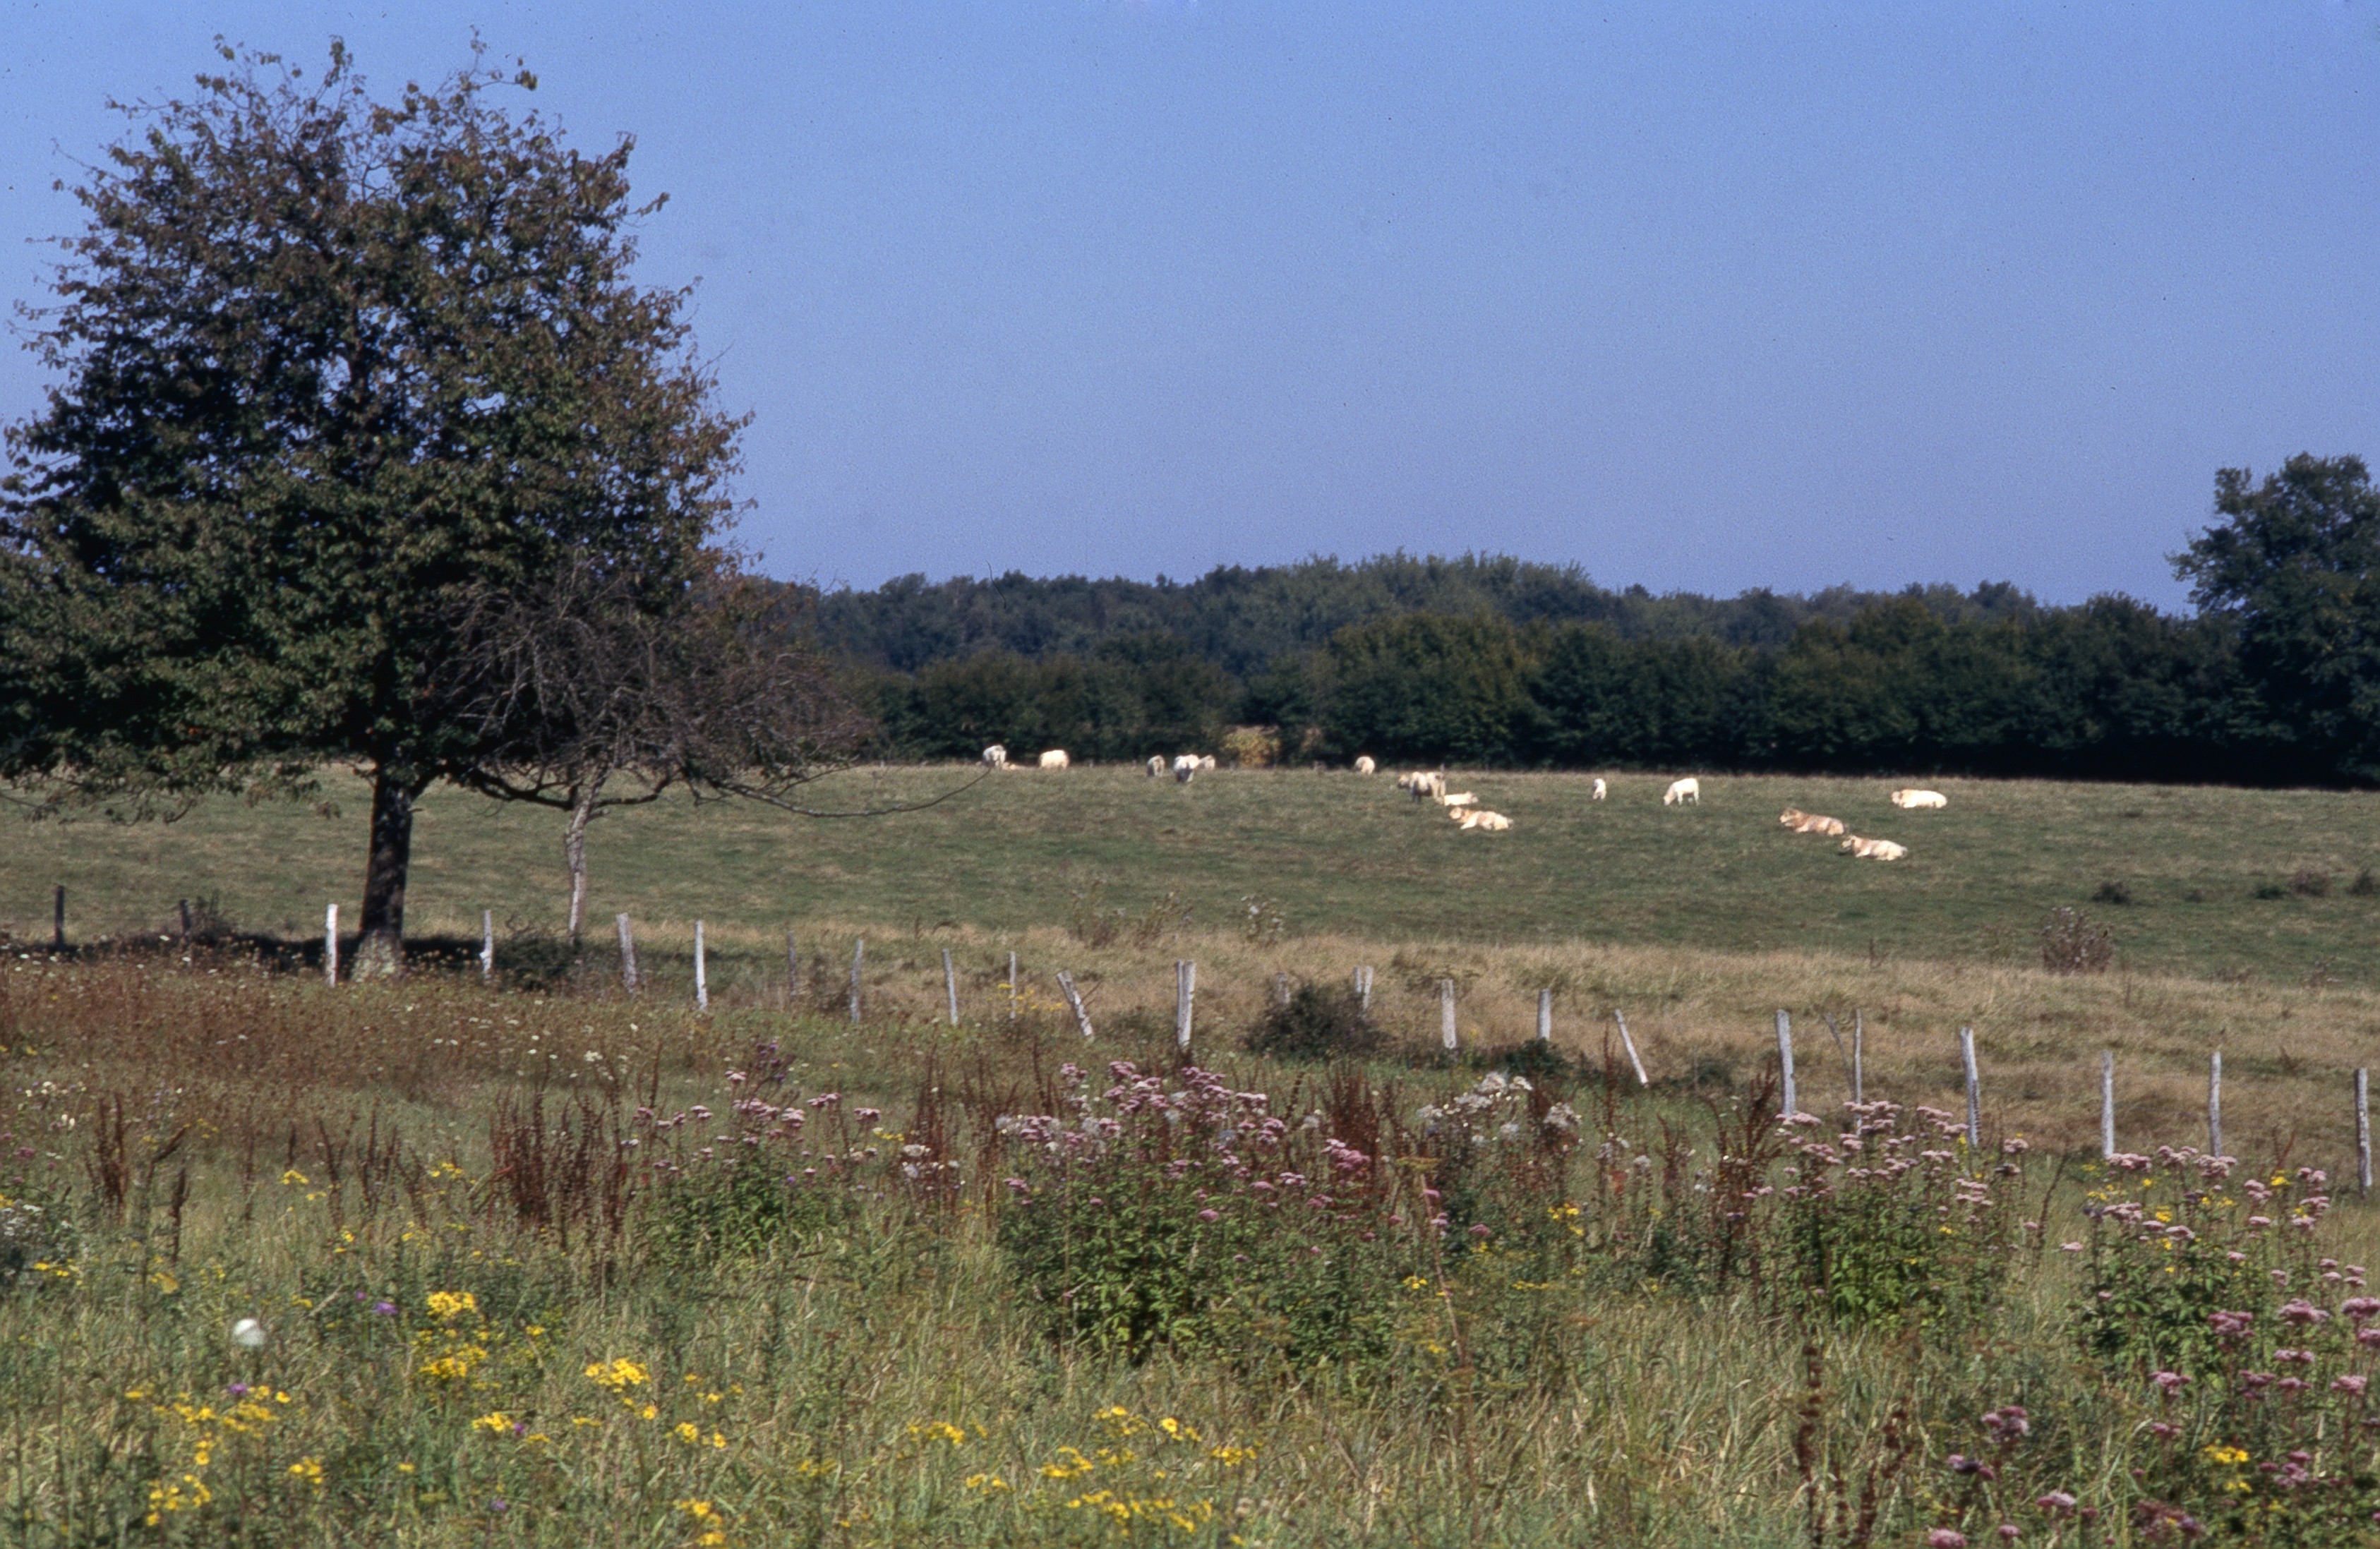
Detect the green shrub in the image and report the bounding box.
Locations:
[1246,982,1381,1062]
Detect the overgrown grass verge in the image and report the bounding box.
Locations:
[5,956,2380,1543]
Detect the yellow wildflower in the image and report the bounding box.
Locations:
[424,1291,477,1322]
[286,1457,325,1489]
[584,1358,650,1392]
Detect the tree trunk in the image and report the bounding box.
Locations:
[564,773,608,950]
[354,764,423,977]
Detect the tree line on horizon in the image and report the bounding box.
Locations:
[811,471,2380,786]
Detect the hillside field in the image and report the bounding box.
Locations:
[4,766,2376,988]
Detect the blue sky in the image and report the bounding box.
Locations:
[5,2,2376,606]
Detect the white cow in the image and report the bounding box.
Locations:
[1406,771,1446,803]
[1890,788,1947,809]
[982,745,1009,770]
[1440,791,1478,809]
[1198,755,1216,771]
[1038,749,1070,771]
[1840,834,1909,860]
[1456,809,1513,831]
[1173,754,1198,783]
[1589,778,1606,801]
[1354,756,1377,776]
[1663,778,1700,806]
[1145,756,1165,777]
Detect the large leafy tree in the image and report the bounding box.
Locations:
[0,41,747,971]
[2176,454,2380,782]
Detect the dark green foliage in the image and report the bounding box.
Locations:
[1309,613,1537,763]
[1246,982,1383,1062]
[2177,454,2380,780]
[0,43,745,968]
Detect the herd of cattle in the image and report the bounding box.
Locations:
[975,742,1946,857]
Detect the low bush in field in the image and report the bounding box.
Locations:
[994,1063,1577,1364]
[1243,982,1382,1062]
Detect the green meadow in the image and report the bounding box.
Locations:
[6,768,2376,988]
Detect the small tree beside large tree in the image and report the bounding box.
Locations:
[1,41,857,971]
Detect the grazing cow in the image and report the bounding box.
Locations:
[1440,792,1478,809]
[1354,756,1377,776]
[1146,756,1165,777]
[1173,754,1198,783]
[1038,749,1070,771]
[982,745,1009,770]
[1590,778,1607,801]
[1663,778,1700,806]
[1198,755,1216,771]
[1840,834,1908,860]
[1890,788,1947,809]
[1412,771,1446,802]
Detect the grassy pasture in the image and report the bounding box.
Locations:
[4,768,2378,988]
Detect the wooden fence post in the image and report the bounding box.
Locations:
[52,885,64,951]
[2358,1068,2371,1197]
[1175,960,1195,1051]
[1613,1009,1650,1087]
[1960,1027,1981,1150]
[178,899,192,942]
[848,939,864,1023]
[615,914,638,993]
[324,905,339,987]
[943,948,958,1026]
[694,921,709,1011]
[1007,951,1019,1021]
[786,932,801,1003]
[2100,1050,2116,1161]
[1273,972,1290,1009]
[1056,971,1095,1040]
[480,910,495,983]
[1354,965,1373,1011]
[1851,1010,1865,1104]
[1537,989,1553,1043]
[1776,1011,1796,1119]
[2208,1050,2223,1159]
[1439,980,1458,1053]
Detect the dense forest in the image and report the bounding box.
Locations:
[795,456,2378,785]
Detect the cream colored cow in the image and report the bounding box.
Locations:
[1146,756,1165,777]
[1173,754,1198,784]
[1779,807,1847,836]
[1590,778,1606,801]
[1440,791,1478,809]
[1840,834,1908,860]
[1354,756,1376,776]
[1889,788,1947,809]
[1663,778,1700,806]
[982,745,1009,770]
[1456,809,1513,831]
[1038,749,1070,771]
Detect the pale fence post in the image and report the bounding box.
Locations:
[2100,1050,2116,1161]
[1175,960,1195,1051]
[479,910,495,983]
[1057,971,1095,1040]
[52,885,64,951]
[1007,951,1020,1021]
[324,905,339,987]
[693,921,709,1011]
[1613,1009,1650,1087]
[1960,1027,1981,1150]
[1537,989,1552,1043]
[943,948,959,1026]
[1851,1010,1865,1104]
[1274,972,1290,1009]
[1439,980,1458,1053]
[849,939,864,1023]
[1354,965,1373,1011]
[1776,1011,1796,1119]
[2208,1050,2223,1159]
[786,932,800,1003]
[616,914,638,993]
[2359,1068,2372,1197]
